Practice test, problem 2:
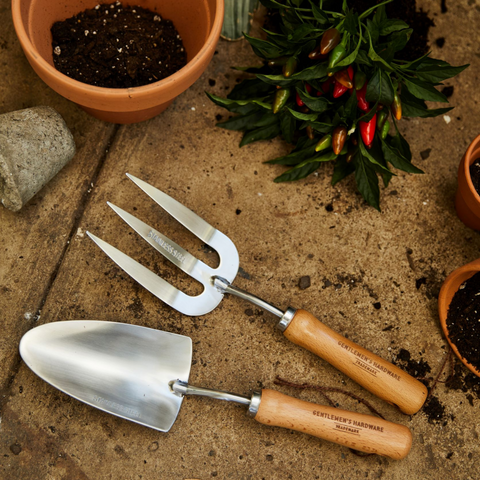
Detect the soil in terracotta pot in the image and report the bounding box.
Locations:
[51,2,187,88]
[469,161,480,196]
[446,271,480,372]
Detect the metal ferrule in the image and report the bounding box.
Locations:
[276,307,296,332]
[247,391,262,418]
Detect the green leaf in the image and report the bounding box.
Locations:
[280,110,296,144]
[366,68,394,105]
[415,63,470,83]
[344,11,358,35]
[216,111,264,131]
[355,49,372,66]
[403,77,448,103]
[388,29,412,53]
[289,24,322,42]
[380,19,409,36]
[274,160,321,182]
[308,0,328,24]
[359,138,392,175]
[366,29,394,72]
[255,73,295,87]
[381,137,424,174]
[240,123,281,147]
[228,78,274,100]
[390,126,412,161]
[244,34,288,59]
[336,21,363,68]
[400,88,453,118]
[342,89,358,121]
[354,154,381,211]
[287,107,319,121]
[296,87,331,112]
[266,144,317,166]
[291,62,329,81]
[206,92,272,112]
[274,151,337,182]
[331,154,356,185]
[252,112,280,127]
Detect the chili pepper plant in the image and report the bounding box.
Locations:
[206,0,468,210]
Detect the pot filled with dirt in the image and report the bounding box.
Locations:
[439,259,480,378]
[456,134,480,230]
[12,0,223,123]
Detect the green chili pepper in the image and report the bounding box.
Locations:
[354,71,367,91]
[272,88,290,114]
[315,134,332,152]
[328,44,347,70]
[267,56,289,68]
[381,120,391,140]
[376,110,388,131]
[283,57,297,78]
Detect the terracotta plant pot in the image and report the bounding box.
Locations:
[438,258,480,377]
[12,0,224,124]
[455,134,480,230]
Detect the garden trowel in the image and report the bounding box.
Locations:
[19,321,412,460]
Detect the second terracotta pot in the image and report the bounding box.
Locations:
[12,0,223,123]
[455,134,480,230]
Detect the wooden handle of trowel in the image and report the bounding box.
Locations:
[254,389,412,460]
[281,310,427,415]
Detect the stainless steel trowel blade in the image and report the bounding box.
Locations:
[19,321,192,432]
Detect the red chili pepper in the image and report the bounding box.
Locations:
[334,70,353,90]
[333,81,348,98]
[356,82,369,112]
[305,83,313,94]
[318,77,334,96]
[347,65,354,81]
[359,113,377,147]
[296,92,304,107]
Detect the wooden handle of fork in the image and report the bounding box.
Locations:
[254,389,412,460]
[282,310,428,415]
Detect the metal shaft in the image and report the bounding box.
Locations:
[213,276,284,318]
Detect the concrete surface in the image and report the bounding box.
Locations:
[1,1,479,479]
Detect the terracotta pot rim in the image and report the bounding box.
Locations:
[11,0,224,102]
[438,258,480,378]
[462,133,480,203]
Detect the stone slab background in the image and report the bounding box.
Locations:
[1,1,479,479]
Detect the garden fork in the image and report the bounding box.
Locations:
[87,173,427,415]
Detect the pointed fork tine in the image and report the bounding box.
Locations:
[86,231,223,316]
[127,173,216,244]
[107,202,216,285]
[126,173,239,283]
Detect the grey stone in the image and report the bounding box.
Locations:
[0,106,76,211]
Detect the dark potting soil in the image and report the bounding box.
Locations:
[469,161,480,196]
[446,271,480,372]
[51,2,187,88]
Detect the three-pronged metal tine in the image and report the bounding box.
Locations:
[86,174,241,316]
